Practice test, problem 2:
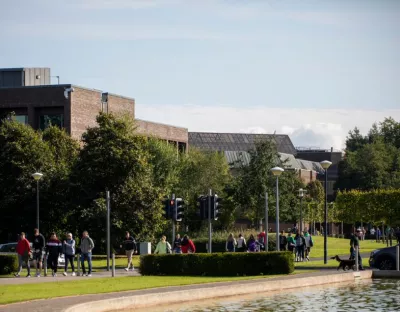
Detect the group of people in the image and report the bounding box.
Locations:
[154,234,196,254]
[15,229,94,278]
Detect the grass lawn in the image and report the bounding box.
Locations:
[308,236,384,259]
[0,272,311,305]
[295,258,370,269]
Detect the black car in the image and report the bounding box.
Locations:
[369,245,399,270]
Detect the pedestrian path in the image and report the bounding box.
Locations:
[0,270,351,312]
[0,269,140,285]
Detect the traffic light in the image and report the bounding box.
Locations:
[197,195,208,219]
[211,194,223,220]
[175,198,185,222]
[163,198,173,220]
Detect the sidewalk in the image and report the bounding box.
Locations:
[0,269,139,285]
[0,270,354,312]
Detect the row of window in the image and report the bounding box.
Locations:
[11,114,64,130]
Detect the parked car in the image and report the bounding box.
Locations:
[369,245,399,270]
[0,242,65,267]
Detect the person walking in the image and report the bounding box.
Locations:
[15,232,31,278]
[294,231,306,262]
[350,230,364,270]
[225,233,237,252]
[279,230,287,251]
[173,234,182,254]
[181,235,196,254]
[154,235,172,254]
[80,231,95,277]
[376,227,381,242]
[247,234,257,252]
[63,233,76,276]
[32,228,45,277]
[46,232,62,277]
[121,231,137,271]
[304,230,314,261]
[395,227,400,245]
[236,234,247,252]
[287,232,295,254]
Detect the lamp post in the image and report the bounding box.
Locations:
[271,166,284,251]
[320,160,332,264]
[32,172,44,231]
[298,188,306,233]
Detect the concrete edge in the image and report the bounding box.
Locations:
[64,271,372,312]
[372,270,400,278]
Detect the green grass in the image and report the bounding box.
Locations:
[295,258,370,269]
[308,236,384,258]
[0,272,310,305]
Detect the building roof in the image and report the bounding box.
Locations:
[188,132,296,155]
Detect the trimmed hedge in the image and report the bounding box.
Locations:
[139,252,294,276]
[0,254,18,275]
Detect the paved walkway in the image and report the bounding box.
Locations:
[0,270,351,312]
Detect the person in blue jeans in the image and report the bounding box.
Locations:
[80,231,94,277]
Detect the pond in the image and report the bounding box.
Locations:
[132,279,400,312]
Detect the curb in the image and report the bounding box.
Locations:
[64,271,373,312]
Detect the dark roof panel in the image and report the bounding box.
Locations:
[188,132,296,155]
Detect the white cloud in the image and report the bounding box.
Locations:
[135,103,400,150]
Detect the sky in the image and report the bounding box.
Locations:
[1,0,399,150]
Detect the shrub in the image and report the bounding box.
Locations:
[139,252,294,276]
[0,254,18,275]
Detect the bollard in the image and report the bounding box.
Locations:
[77,254,81,276]
[112,253,115,277]
[397,245,399,272]
[355,246,359,272]
[44,254,47,277]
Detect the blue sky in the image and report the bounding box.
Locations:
[1,0,399,149]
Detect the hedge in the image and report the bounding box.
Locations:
[139,252,294,276]
[0,254,18,275]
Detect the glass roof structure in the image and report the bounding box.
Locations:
[188,132,296,155]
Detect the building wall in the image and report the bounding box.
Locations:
[135,119,188,145]
[298,169,317,184]
[69,86,135,140]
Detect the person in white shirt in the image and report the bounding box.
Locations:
[236,234,247,252]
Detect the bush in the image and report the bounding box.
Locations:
[0,254,18,275]
[139,252,294,276]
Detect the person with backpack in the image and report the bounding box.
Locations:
[80,231,95,277]
[63,233,76,276]
[279,230,287,251]
[294,231,306,262]
[154,235,172,254]
[46,232,62,277]
[120,231,137,271]
[15,232,31,278]
[303,230,314,261]
[225,233,237,252]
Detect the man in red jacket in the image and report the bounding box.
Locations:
[15,232,31,277]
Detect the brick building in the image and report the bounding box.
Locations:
[0,67,188,150]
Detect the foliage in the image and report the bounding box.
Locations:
[335,189,400,225]
[0,254,18,275]
[233,139,304,226]
[337,117,400,191]
[139,252,294,276]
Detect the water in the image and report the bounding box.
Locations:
[133,279,400,312]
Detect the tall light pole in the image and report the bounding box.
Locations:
[271,166,284,251]
[298,188,306,233]
[320,160,332,264]
[32,172,44,231]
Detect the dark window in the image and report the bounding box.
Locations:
[39,114,64,130]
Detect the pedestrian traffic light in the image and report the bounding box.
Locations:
[175,198,185,222]
[211,194,223,220]
[163,198,172,220]
[197,195,208,219]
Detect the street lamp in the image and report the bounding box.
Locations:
[298,188,306,233]
[32,172,43,231]
[271,166,284,251]
[320,160,332,264]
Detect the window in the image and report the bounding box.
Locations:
[39,114,64,130]
[12,115,28,125]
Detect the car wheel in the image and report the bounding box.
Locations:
[378,257,395,270]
